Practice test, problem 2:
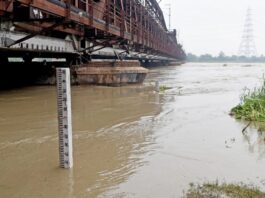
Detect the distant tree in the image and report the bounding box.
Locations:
[186,52,265,63]
[186,53,198,62]
[200,54,214,62]
[218,51,226,59]
[231,55,238,62]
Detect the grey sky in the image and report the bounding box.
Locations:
[160,0,265,56]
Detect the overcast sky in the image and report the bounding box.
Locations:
[160,0,265,56]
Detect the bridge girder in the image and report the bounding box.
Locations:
[0,0,185,60]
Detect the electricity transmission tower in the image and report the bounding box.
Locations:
[238,7,257,57]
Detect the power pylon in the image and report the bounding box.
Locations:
[238,7,257,57]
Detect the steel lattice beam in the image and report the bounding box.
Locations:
[0,0,185,60]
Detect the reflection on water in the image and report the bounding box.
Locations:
[1,63,265,197]
[241,122,265,160]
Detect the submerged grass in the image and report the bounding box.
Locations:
[231,78,265,122]
[184,182,265,198]
[159,85,171,92]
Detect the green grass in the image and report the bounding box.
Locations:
[231,78,265,122]
[184,182,265,198]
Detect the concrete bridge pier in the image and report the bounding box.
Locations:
[73,60,148,86]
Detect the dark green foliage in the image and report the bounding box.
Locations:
[231,79,265,122]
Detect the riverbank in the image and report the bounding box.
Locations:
[184,182,265,198]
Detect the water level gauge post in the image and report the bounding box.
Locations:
[56,68,73,169]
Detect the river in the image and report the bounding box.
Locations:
[0,63,265,197]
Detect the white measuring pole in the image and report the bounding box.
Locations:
[56,68,73,169]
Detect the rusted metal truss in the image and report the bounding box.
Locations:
[0,0,185,60]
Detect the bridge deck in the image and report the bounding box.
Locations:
[0,0,185,60]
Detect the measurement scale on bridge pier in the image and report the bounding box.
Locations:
[56,68,73,169]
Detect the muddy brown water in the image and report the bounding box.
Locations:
[1,63,265,198]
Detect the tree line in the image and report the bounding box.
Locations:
[187,52,265,63]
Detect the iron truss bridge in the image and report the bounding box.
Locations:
[0,0,186,63]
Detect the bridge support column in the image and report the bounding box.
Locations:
[56,68,73,169]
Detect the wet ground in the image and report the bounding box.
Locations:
[0,63,265,197]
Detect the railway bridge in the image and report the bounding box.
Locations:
[0,0,185,87]
[0,0,186,167]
